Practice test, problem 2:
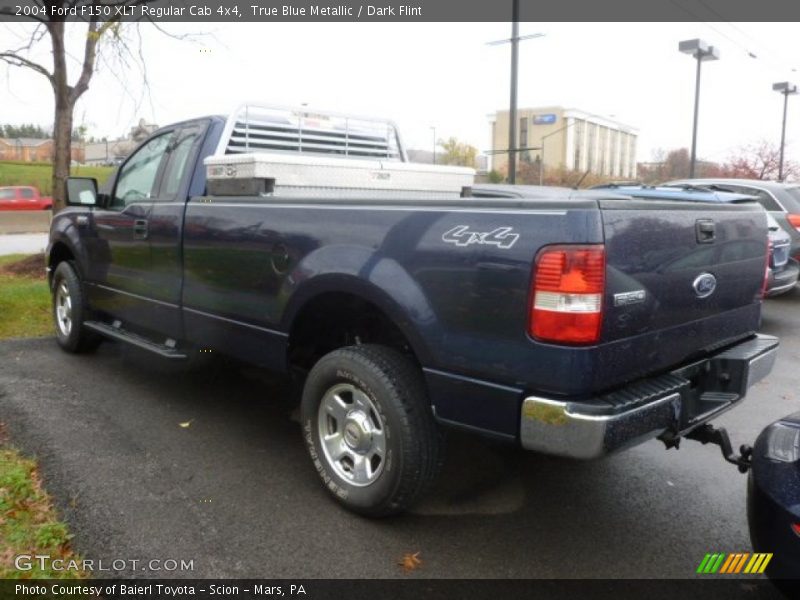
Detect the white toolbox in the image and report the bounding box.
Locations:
[204,104,475,198]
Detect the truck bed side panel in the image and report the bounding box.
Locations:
[180,198,602,434]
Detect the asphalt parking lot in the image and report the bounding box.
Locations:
[0,289,798,580]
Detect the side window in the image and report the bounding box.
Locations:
[20,188,34,199]
[112,133,172,207]
[158,126,204,199]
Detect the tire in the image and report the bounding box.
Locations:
[301,344,442,517]
[51,261,101,353]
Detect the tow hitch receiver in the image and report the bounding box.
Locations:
[670,424,754,473]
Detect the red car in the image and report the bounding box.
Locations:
[0,186,53,211]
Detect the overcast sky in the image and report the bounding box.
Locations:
[2,21,800,165]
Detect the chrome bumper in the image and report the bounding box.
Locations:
[520,334,779,459]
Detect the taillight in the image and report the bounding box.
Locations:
[792,523,800,537]
[787,214,800,233]
[530,245,605,345]
[761,237,770,299]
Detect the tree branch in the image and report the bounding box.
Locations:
[70,16,119,104]
[7,22,48,55]
[0,51,54,84]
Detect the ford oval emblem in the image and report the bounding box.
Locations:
[692,273,717,298]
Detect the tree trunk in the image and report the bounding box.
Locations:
[49,20,72,213]
[52,95,73,212]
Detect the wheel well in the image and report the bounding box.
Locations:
[287,292,419,372]
[48,242,74,285]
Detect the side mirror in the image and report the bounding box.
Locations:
[65,177,98,207]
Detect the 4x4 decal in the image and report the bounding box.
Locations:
[441,226,519,249]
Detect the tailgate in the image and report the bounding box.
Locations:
[600,199,767,351]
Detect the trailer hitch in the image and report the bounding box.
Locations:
[661,424,753,473]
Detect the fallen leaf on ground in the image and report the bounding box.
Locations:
[398,551,422,572]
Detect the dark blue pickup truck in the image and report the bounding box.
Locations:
[48,108,779,516]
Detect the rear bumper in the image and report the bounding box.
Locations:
[766,258,800,297]
[520,334,779,459]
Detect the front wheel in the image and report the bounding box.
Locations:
[301,344,442,517]
[51,261,101,353]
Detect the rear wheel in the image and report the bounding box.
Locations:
[300,344,442,517]
[51,261,101,353]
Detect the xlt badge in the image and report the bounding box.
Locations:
[613,290,646,306]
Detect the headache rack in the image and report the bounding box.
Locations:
[205,103,474,198]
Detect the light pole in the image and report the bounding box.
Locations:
[679,39,719,178]
[508,0,519,184]
[486,5,544,184]
[431,126,436,164]
[773,82,798,181]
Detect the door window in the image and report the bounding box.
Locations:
[158,126,204,199]
[112,133,172,207]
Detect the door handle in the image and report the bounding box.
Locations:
[695,219,715,244]
[133,219,149,240]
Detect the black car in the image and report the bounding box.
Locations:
[590,184,800,297]
[748,411,800,581]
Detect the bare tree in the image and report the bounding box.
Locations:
[0,1,192,211]
[723,139,799,181]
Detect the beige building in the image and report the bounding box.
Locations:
[0,137,85,163]
[490,107,638,179]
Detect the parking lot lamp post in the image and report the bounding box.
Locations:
[679,39,719,178]
[773,82,798,181]
[486,5,544,184]
[507,1,521,184]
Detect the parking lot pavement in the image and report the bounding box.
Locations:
[0,233,48,255]
[0,290,798,579]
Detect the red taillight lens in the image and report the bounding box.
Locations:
[530,245,605,344]
[792,523,800,537]
[761,237,771,299]
[787,214,800,233]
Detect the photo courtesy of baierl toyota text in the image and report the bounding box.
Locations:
[0,1,799,599]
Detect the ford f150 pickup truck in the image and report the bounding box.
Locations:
[48,105,779,516]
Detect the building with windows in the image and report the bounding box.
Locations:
[489,107,638,180]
